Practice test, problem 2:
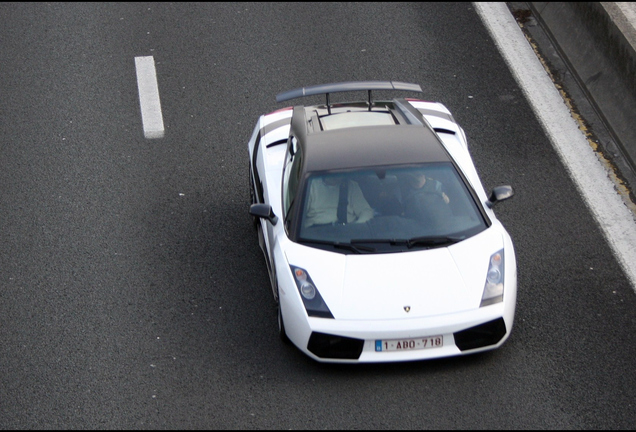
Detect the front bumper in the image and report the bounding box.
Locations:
[293,301,515,363]
[307,317,507,361]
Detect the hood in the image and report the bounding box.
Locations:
[286,228,503,320]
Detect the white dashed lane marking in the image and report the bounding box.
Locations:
[135,55,165,139]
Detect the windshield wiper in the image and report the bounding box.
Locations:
[301,236,462,253]
[351,238,407,246]
[351,237,463,249]
[300,239,376,254]
[405,236,464,249]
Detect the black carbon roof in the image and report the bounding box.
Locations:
[302,124,451,173]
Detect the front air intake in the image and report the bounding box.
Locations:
[307,332,365,360]
[454,318,507,351]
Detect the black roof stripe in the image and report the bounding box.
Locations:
[416,108,454,122]
[260,117,292,138]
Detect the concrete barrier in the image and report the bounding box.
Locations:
[526,2,636,192]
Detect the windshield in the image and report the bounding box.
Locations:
[298,163,488,252]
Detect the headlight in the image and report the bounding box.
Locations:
[300,282,316,300]
[480,250,504,307]
[290,266,333,318]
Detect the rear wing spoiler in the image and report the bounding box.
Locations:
[276,80,423,113]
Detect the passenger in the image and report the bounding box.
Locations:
[304,175,374,227]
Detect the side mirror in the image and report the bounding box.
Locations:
[249,203,278,225]
[487,185,514,208]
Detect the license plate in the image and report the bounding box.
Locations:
[375,335,443,352]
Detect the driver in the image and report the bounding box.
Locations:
[400,171,451,225]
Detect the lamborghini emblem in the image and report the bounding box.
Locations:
[404,306,411,313]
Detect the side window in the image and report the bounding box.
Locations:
[282,136,302,223]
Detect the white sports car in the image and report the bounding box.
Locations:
[248,81,516,363]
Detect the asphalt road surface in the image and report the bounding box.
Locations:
[1,2,635,429]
